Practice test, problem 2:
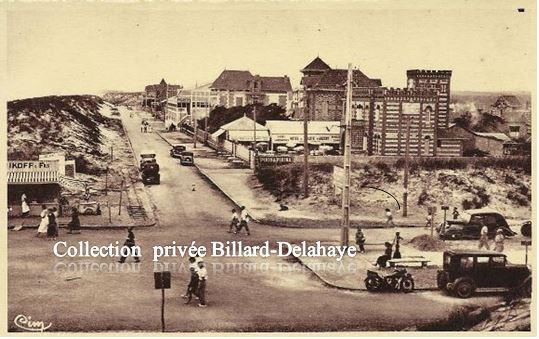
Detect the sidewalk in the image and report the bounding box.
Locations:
[156,129,428,228]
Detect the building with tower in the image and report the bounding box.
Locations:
[294,57,462,156]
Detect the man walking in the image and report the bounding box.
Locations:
[119,228,140,263]
[182,257,199,304]
[355,228,366,253]
[237,206,250,235]
[228,208,239,233]
[478,223,490,250]
[197,261,208,307]
[494,228,505,252]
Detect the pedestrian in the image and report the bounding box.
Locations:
[375,242,393,268]
[478,223,490,250]
[385,208,395,227]
[47,207,59,239]
[355,228,366,253]
[196,261,208,307]
[393,232,403,259]
[425,212,433,229]
[67,206,81,234]
[182,257,199,304]
[119,228,140,263]
[21,193,30,218]
[452,207,459,220]
[140,122,144,133]
[236,206,250,235]
[36,204,49,237]
[228,208,239,233]
[494,228,505,252]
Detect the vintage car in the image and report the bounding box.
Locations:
[438,208,516,240]
[169,144,186,158]
[139,149,157,170]
[141,162,160,184]
[437,250,531,298]
[77,201,101,215]
[180,151,194,166]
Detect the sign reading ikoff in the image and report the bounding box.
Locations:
[8,161,59,172]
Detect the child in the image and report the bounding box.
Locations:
[228,209,239,233]
[425,212,433,229]
[385,208,395,226]
[355,228,366,253]
[452,207,459,220]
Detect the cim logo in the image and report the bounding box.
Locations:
[13,314,52,332]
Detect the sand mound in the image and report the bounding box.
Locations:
[408,234,447,252]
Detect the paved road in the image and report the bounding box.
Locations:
[7,108,501,332]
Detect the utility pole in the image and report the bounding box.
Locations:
[253,102,257,152]
[194,118,198,148]
[403,116,411,217]
[341,63,353,247]
[118,179,124,216]
[303,89,310,198]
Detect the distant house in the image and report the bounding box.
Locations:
[164,83,219,129]
[491,95,531,140]
[210,70,292,111]
[265,120,341,151]
[142,79,182,115]
[441,124,512,157]
[211,115,269,144]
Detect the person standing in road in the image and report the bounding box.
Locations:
[47,207,59,239]
[197,261,208,307]
[425,211,433,229]
[494,228,505,252]
[228,208,239,233]
[393,232,403,259]
[21,193,30,218]
[355,228,366,253]
[182,256,199,304]
[119,228,141,263]
[67,206,81,234]
[237,206,250,235]
[478,223,490,250]
[37,204,49,237]
[385,208,395,227]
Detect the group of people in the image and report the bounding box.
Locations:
[182,256,208,307]
[36,205,60,238]
[228,206,251,235]
[140,120,152,133]
[479,225,506,252]
[374,232,405,268]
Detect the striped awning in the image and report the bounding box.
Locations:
[8,170,59,185]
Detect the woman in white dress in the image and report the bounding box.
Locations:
[36,205,49,237]
[21,194,30,217]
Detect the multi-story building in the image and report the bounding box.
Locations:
[210,70,293,111]
[142,78,182,113]
[164,83,218,129]
[296,57,460,156]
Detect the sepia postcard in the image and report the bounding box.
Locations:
[0,0,536,335]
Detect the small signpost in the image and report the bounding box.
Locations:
[521,240,531,266]
[154,271,171,332]
[441,205,449,238]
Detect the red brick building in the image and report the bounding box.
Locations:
[295,57,459,156]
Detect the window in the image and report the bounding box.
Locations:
[235,97,243,106]
[460,257,474,270]
[491,256,506,267]
[476,256,489,267]
[509,126,520,132]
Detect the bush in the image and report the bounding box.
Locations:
[507,191,529,207]
[417,190,431,205]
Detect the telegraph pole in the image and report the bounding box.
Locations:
[303,89,310,198]
[341,63,353,247]
[403,116,411,217]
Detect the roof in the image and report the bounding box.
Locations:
[211,70,291,92]
[211,70,253,91]
[265,120,340,134]
[219,116,268,131]
[301,75,323,88]
[436,127,471,140]
[462,208,501,215]
[493,95,522,108]
[258,76,292,92]
[444,250,506,257]
[473,132,512,142]
[301,57,331,71]
[313,69,382,89]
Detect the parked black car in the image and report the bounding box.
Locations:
[170,144,186,158]
[437,250,531,298]
[438,208,516,240]
[180,151,194,166]
[141,162,160,185]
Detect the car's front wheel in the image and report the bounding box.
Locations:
[454,278,475,298]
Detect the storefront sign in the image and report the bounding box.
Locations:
[8,161,59,172]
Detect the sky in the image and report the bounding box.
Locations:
[3,1,536,100]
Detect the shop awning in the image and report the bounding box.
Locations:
[8,170,59,185]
